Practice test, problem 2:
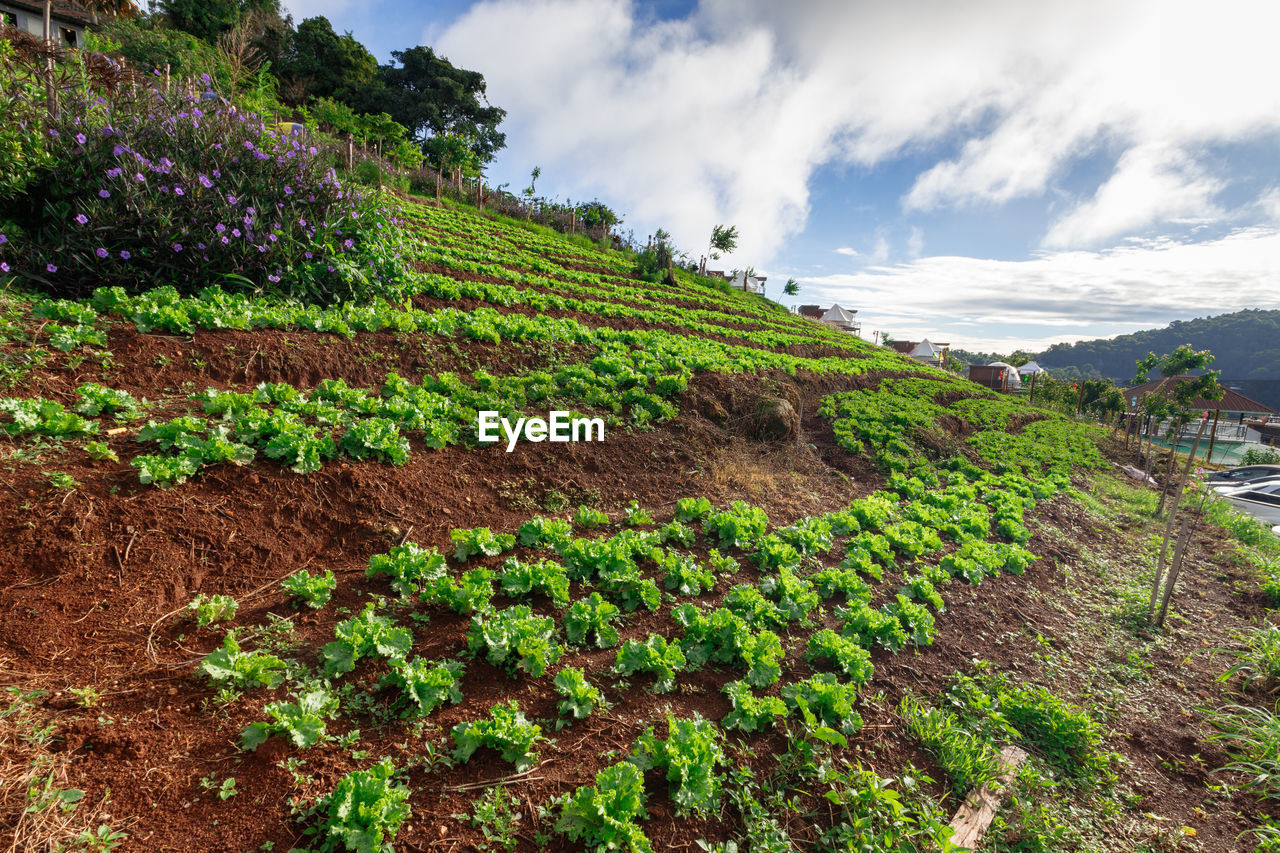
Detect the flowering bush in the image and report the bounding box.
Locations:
[0,43,407,303]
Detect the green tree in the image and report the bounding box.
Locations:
[275,16,379,107]
[158,0,283,45]
[1133,345,1221,512]
[374,46,506,164]
[783,278,799,297]
[708,223,738,262]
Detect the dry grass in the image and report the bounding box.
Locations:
[0,689,117,853]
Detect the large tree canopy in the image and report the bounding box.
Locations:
[374,46,506,164]
[275,16,379,108]
[158,0,282,44]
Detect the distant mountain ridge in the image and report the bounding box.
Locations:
[1034,309,1280,408]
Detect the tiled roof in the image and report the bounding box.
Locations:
[1125,375,1276,413]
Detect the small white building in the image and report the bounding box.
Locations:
[0,1,91,47]
[730,270,767,293]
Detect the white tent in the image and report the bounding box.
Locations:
[909,339,942,360]
[1018,361,1047,376]
[987,361,1023,389]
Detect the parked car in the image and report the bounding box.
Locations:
[1213,475,1280,496]
[1206,464,1280,484]
[1224,481,1280,525]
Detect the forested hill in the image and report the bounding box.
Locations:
[1037,309,1280,392]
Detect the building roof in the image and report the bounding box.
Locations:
[1125,375,1276,414]
[821,304,857,324]
[2,1,94,25]
[888,340,916,353]
[1018,361,1046,374]
[909,339,941,358]
[798,305,823,319]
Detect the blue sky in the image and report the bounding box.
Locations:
[285,0,1280,354]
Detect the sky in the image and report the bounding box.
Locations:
[284,0,1280,354]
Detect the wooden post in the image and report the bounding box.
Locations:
[949,745,1029,848]
[1205,409,1221,465]
[570,210,576,235]
[346,138,354,171]
[1148,414,1209,619]
[1076,381,1085,415]
[1028,371,1037,404]
[164,63,170,94]
[1156,520,1193,628]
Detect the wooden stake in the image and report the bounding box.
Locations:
[1156,520,1192,628]
[949,745,1029,848]
[1148,414,1209,619]
[1205,409,1221,465]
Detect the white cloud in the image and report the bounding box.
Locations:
[906,226,924,259]
[834,247,859,257]
[434,0,1280,264]
[800,227,1280,351]
[1042,144,1223,248]
[868,234,891,265]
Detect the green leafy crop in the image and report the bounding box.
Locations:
[721,680,788,733]
[282,569,337,609]
[554,667,608,727]
[563,592,621,648]
[242,687,338,750]
[615,634,686,693]
[782,674,864,737]
[806,629,874,685]
[310,759,411,853]
[555,762,651,853]
[321,604,413,676]
[634,713,727,816]
[451,700,544,772]
[673,497,712,523]
[366,543,447,599]
[451,527,517,562]
[500,557,570,608]
[703,501,769,549]
[188,593,238,627]
[199,636,287,690]
[376,656,464,718]
[467,606,561,678]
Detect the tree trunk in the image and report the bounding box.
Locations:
[43,0,51,41]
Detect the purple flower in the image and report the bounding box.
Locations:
[0,234,6,244]
[246,206,255,215]
[0,262,8,273]
[215,223,226,232]
[95,248,109,258]
[46,263,57,273]
[267,274,280,282]
[133,173,145,182]
[243,140,254,149]
[199,174,213,188]
[220,236,229,244]
[106,167,121,178]
[343,239,354,249]
[283,186,293,195]
[227,195,237,205]
[75,214,88,225]
[232,228,241,237]
[99,190,110,198]
[197,242,205,250]
[257,245,266,253]
[268,234,277,243]
[48,129,59,137]
[159,185,169,193]
[172,243,183,252]
[174,186,184,196]
[212,170,221,178]
[75,133,86,145]
[119,250,130,260]
[304,251,312,259]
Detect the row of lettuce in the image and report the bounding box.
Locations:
[199,458,1068,851]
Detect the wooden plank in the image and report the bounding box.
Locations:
[948,745,1029,848]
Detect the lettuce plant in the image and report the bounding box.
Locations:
[451,700,544,772]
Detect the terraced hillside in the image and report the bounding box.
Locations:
[2,198,1278,852]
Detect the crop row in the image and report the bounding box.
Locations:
[193,456,1056,850]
